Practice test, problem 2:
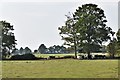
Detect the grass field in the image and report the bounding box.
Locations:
[2,59,118,78]
[34,53,75,58]
[0,61,2,78]
[33,53,110,58]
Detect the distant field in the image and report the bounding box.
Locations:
[33,53,110,58]
[34,53,75,58]
[2,59,118,78]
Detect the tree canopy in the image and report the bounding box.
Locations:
[0,21,17,58]
[47,45,66,54]
[38,44,47,54]
[24,47,32,54]
[58,4,114,58]
[115,29,120,56]
[116,29,120,49]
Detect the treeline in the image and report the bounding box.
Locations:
[12,44,67,55]
[37,44,67,54]
[12,44,107,55]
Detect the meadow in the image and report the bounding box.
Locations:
[2,59,118,78]
[33,53,110,58]
[0,61,2,78]
[34,53,75,58]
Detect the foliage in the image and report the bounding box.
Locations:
[37,44,67,54]
[38,44,47,54]
[11,48,19,55]
[58,13,79,58]
[19,47,24,54]
[47,45,66,54]
[58,4,114,58]
[10,54,37,60]
[115,29,120,57]
[0,21,17,58]
[34,50,38,53]
[116,29,120,49]
[107,38,117,58]
[24,47,32,54]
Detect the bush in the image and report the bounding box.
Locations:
[48,56,55,59]
[116,50,120,57]
[10,54,37,60]
[63,55,74,59]
[94,55,106,59]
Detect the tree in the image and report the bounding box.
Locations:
[47,46,55,54]
[0,23,2,59]
[19,47,24,54]
[58,4,114,59]
[60,46,67,53]
[107,38,117,58]
[116,29,120,56]
[116,29,120,49]
[34,50,38,53]
[74,4,115,58]
[56,45,60,53]
[24,47,32,54]
[0,21,17,58]
[12,48,20,55]
[46,45,66,54]
[52,45,66,54]
[58,12,78,58]
[38,44,47,54]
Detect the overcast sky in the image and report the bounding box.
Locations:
[0,0,119,51]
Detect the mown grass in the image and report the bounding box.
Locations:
[2,59,118,78]
[0,61,2,78]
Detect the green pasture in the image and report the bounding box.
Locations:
[2,59,118,78]
[34,53,75,58]
[33,52,120,58]
[0,61,2,78]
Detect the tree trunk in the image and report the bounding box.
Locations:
[110,53,114,59]
[74,35,77,59]
[74,44,77,59]
[87,51,91,59]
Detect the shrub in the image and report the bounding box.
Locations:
[48,56,55,59]
[94,55,106,59]
[10,54,37,60]
[63,55,74,59]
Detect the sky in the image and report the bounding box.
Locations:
[0,0,119,51]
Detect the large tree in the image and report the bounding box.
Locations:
[0,21,17,58]
[58,4,114,58]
